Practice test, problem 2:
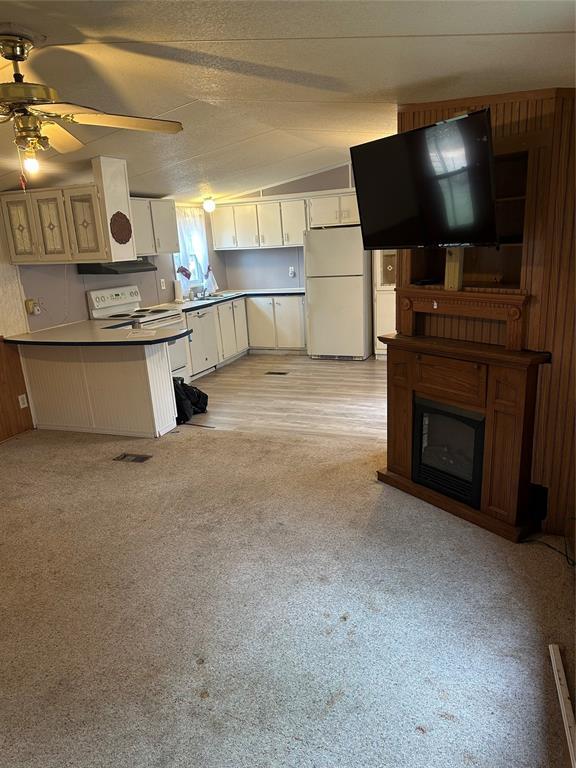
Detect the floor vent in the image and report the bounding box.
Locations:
[265,371,289,375]
[113,453,152,463]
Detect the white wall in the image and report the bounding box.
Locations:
[0,238,28,337]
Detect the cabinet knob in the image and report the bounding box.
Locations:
[416,354,422,361]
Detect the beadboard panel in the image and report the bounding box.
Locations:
[397,89,575,534]
[146,343,178,437]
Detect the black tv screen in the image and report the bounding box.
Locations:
[350,109,497,249]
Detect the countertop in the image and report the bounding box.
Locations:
[167,288,305,313]
[4,321,192,347]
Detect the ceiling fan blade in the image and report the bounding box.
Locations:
[41,122,85,154]
[32,102,182,134]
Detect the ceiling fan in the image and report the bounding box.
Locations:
[0,28,183,175]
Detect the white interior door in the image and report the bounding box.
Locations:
[280,200,307,246]
[246,297,276,348]
[131,199,156,255]
[274,296,305,349]
[234,205,259,248]
[374,289,396,351]
[306,276,365,357]
[304,226,365,277]
[257,203,283,247]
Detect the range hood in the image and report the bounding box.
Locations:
[77,258,157,275]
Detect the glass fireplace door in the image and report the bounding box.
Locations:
[412,397,485,508]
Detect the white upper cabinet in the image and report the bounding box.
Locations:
[91,157,136,262]
[150,199,179,253]
[234,204,259,248]
[308,194,360,227]
[63,186,105,262]
[339,194,360,225]
[131,199,156,255]
[131,198,179,255]
[280,200,306,246]
[32,190,71,262]
[257,202,283,247]
[2,194,39,263]
[308,196,341,228]
[211,206,237,249]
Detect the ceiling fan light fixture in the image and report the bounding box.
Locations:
[22,147,39,174]
[202,197,216,213]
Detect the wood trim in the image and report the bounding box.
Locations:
[396,288,529,350]
[398,88,574,112]
[0,337,33,442]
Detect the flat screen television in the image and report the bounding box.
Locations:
[350,109,497,249]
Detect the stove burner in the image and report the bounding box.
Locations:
[142,308,170,314]
[109,313,133,318]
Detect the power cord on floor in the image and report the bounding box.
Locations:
[523,533,575,568]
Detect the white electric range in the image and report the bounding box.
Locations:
[87,285,190,376]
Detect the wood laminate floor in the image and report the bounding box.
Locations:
[187,353,388,439]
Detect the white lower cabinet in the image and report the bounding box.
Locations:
[274,296,305,348]
[232,299,249,351]
[217,301,238,360]
[187,307,220,375]
[246,297,276,348]
[246,295,306,350]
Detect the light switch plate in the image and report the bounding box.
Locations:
[18,394,28,409]
[160,278,166,290]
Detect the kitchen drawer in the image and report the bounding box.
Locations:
[413,354,487,407]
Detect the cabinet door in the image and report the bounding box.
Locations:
[308,196,340,228]
[374,290,396,352]
[218,302,238,359]
[234,204,259,248]
[257,202,282,247]
[274,296,305,349]
[232,298,249,351]
[280,200,306,246]
[150,199,179,253]
[211,207,236,249]
[339,194,360,224]
[373,250,397,289]
[2,194,38,262]
[188,309,220,374]
[131,199,156,255]
[31,190,71,261]
[246,297,276,348]
[63,186,105,261]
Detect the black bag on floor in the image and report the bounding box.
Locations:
[173,377,209,424]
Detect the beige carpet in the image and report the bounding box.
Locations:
[0,426,573,768]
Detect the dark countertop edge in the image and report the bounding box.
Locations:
[4,328,192,347]
[181,291,305,313]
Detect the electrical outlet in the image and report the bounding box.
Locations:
[18,394,28,409]
[160,278,166,290]
[25,298,40,315]
[288,266,296,278]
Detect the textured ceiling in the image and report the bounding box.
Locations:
[0,1,573,200]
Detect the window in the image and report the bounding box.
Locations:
[173,206,209,292]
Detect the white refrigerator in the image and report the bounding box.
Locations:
[304,226,373,359]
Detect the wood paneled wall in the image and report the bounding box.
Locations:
[397,89,575,534]
[0,339,33,442]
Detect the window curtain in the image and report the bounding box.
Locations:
[174,206,210,292]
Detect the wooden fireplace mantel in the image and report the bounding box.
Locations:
[378,334,551,541]
[396,287,530,351]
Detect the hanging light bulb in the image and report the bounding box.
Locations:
[202,197,216,213]
[22,149,39,175]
